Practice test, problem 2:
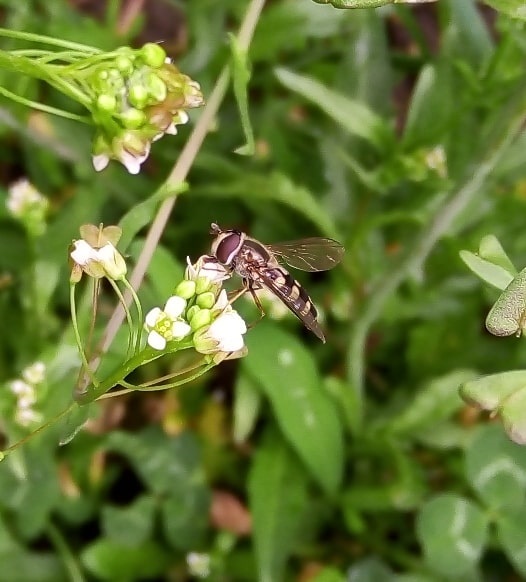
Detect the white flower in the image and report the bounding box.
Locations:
[8,379,34,397]
[6,178,47,217]
[22,361,46,385]
[144,296,191,350]
[208,311,247,352]
[70,240,127,280]
[15,407,42,427]
[185,255,230,284]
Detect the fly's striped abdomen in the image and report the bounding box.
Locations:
[262,267,324,341]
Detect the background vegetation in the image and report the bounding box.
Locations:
[1,0,526,580]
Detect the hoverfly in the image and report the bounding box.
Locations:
[209,223,344,342]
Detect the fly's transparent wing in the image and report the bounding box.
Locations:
[266,238,344,272]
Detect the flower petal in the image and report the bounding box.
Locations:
[92,154,110,172]
[164,296,187,319]
[147,330,166,350]
[172,320,192,340]
[145,307,162,328]
[70,240,99,266]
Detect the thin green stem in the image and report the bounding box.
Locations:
[107,278,135,358]
[0,85,90,122]
[136,363,215,391]
[69,283,99,387]
[98,0,267,359]
[346,87,526,432]
[46,523,85,582]
[0,27,101,53]
[121,278,143,355]
[140,359,207,387]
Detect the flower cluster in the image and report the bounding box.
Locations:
[6,178,49,237]
[7,362,46,427]
[87,43,204,174]
[144,256,248,360]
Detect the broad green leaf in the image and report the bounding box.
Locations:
[482,0,526,20]
[460,370,526,411]
[447,0,494,65]
[192,172,339,238]
[161,485,210,551]
[478,235,517,276]
[229,33,255,156]
[465,425,526,510]
[460,250,515,291]
[324,375,363,435]
[346,558,393,582]
[496,505,526,576]
[499,386,526,445]
[102,495,156,547]
[388,369,478,436]
[117,182,188,252]
[248,429,309,582]
[233,372,262,444]
[416,494,488,578]
[58,402,91,446]
[403,64,453,149]
[107,428,204,495]
[81,539,170,582]
[275,68,394,151]
[0,550,67,582]
[485,267,526,336]
[243,323,344,495]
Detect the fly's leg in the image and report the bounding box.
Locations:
[245,281,266,329]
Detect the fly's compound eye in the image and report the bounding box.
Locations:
[213,232,243,265]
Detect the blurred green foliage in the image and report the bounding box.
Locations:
[1,0,526,580]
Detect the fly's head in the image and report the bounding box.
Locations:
[210,223,246,267]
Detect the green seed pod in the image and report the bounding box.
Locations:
[486,267,526,337]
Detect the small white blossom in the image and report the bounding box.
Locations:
[9,379,33,397]
[22,361,46,385]
[208,311,247,352]
[144,297,192,350]
[70,240,126,280]
[185,255,230,284]
[15,407,42,427]
[6,178,47,217]
[186,552,211,578]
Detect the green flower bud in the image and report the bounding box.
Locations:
[97,94,117,112]
[120,108,146,129]
[197,292,215,309]
[190,308,212,331]
[174,280,196,299]
[128,85,149,109]
[116,55,134,76]
[186,305,200,322]
[195,276,211,294]
[141,43,167,68]
[147,73,167,103]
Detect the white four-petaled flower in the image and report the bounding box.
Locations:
[144,296,192,350]
[70,240,127,280]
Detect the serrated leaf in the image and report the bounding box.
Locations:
[275,67,393,151]
[465,425,526,510]
[416,494,488,578]
[460,250,515,291]
[243,323,344,495]
[248,429,309,582]
[485,267,526,336]
[389,369,477,436]
[496,505,526,576]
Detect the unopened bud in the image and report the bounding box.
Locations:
[174,280,196,299]
[197,292,215,309]
[190,308,211,331]
[141,43,166,68]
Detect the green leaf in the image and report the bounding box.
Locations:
[81,539,170,582]
[102,495,156,547]
[478,235,517,275]
[248,428,309,582]
[0,550,67,582]
[486,267,526,336]
[465,425,526,510]
[160,485,210,551]
[482,0,526,20]
[229,33,255,156]
[416,494,488,578]
[193,171,339,238]
[312,566,346,582]
[107,428,204,495]
[275,67,394,151]
[243,323,344,495]
[496,505,526,576]
[388,369,478,436]
[499,386,526,445]
[233,372,262,444]
[460,370,526,412]
[460,250,515,291]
